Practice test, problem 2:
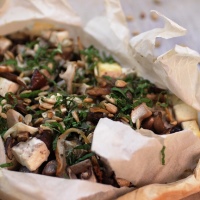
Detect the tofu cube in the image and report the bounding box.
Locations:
[95,62,122,78]
[181,120,200,137]
[12,137,50,171]
[173,103,197,123]
[0,77,19,97]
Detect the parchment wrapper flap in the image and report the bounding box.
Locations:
[0,0,200,200]
[0,168,133,200]
[117,160,200,200]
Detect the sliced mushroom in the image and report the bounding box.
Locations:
[67,159,97,182]
[55,128,89,177]
[77,83,91,95]
[0,72,26,88]
[6,109,25,128]
[131,103,152,129]
[3,122,38,140]
[0,77,19,97]
[59,62,77,94]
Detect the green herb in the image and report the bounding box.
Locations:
[26,106,44,117]
[111,87,129,99]
[156,102,168,108]
[52,135,59,151]
[0,162,13,168]
[66,143,94,166]
[20,90,42,98]
[53,95,64,108]
[102,52,115,63]
[43,122,65,134]
[161,145,166,165]
[26,40,38,48]
[2,59,17,66]
[51,43,63,55]
[75,152,95,164]
[74,143,91,151]
[133,98,153,108]
[80,45,115,71]
[0,118,8,136]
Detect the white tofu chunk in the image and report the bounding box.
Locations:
[181,120,200,137]
[12,137,50,171]
[173,103,197,123]
[95,62,122,78]
[0,77,19,97]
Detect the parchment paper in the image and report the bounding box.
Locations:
[92,118,200,186]
[0,0,200,200]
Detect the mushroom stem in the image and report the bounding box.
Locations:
[55,128,89,177]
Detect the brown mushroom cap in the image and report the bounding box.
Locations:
[42,160,57,176]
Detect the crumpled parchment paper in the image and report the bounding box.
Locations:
[92,118,200,186]
[1,0,200,200]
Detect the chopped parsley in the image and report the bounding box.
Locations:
[161,145,166,165]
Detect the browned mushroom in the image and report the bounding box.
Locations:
[29,69,48,90]
[42,160,57,176]
[35,130,53,150]
[67,159,97,182]
[131,103,152,129]
[0,72,26,88]
[153,112,167,134]
[141,116,155,130]
[55,128,89,177]
[17,132,30,142]
[4,137,16,160]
